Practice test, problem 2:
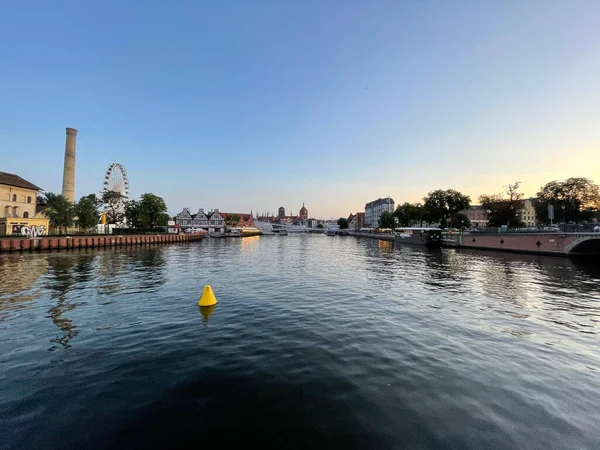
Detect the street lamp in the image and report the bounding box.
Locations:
[561,204,566,232]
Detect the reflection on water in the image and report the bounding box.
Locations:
[240,235,260,254]
[199,304,216,326]
[0,254,47,317]
[377,239,393,252]
[46,253,95,349]
[0,237,600,449]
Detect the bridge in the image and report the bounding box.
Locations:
[564,234,600,255]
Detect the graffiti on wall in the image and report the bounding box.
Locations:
[12,225,47,238]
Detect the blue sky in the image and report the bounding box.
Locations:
[1,0,599,218]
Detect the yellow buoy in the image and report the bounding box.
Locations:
[198,285,218,307]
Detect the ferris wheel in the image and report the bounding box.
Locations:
[103,163,130,200]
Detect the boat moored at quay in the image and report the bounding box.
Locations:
[224,227,262,237]
[325,223,341,236]
[394,227,443,248]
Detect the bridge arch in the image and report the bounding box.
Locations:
[565,236,600,255]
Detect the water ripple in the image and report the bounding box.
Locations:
[1,237,599,449]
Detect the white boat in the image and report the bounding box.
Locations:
[286,225,307,233]
[325,223,340,236]
[254,220,275,235]
[228,228,242,237]
[272,223,289,236]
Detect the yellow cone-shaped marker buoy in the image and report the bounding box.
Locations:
[198,285,218,307]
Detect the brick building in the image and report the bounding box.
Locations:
[219,212,255,228]
[347,212,365,230]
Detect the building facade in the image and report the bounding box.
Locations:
[1,172,40,219]
[174,208,225,232]
[461,205,488,228]
[348,212,365,230]
[219,212,255,228]
[258,204,309,226]
[518,198,538,227]
[0,172,49,236]
[365,197,395,228]
[299,203,308,220]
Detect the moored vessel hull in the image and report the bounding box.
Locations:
[394,228,442,248]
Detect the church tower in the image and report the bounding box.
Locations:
[299,203,308,219]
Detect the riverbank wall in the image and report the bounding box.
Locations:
[446,232,600,256]
[0,234,203,253]
[350,230,600,256]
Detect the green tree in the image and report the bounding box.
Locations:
[101,189,126,224]
[124,200,142,229]
[394,202,424,227]
[535,177,600,224]
[45,193,75,234]
[378,211,396,229]
[337,217,349,229]
[225,214,241,228]
[479,182,525,227]
[452,212,471,229]
[75,194,101,231]
[423,189,471,227]
[138,193,169,228]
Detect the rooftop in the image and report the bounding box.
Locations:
[0,171,42,191]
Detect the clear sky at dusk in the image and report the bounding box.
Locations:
[1,0,599,218]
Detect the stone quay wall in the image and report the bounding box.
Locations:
[0,234,203,253]
[448,232,600,256]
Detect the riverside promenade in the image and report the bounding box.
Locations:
[0,234,202,253]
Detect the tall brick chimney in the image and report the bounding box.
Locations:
[61,127,77,202]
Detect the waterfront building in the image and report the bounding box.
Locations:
[299,203,308,220]
[219,212,255,228]
[258,204,309,226]
[307,218,319,228]
[174,208,225,232]
[461,205,489,228]
[365,197,395,228]
[518,198,538,227]
[347,212,365,230]
[0,172,49,236]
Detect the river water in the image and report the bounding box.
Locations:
[1,235,599,449]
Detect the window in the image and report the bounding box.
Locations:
[11,194,17,201]
[27,196,32,203]
[23,211,29,218]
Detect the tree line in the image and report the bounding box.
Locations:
[368,177,600,229]
[39,190,169,234]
